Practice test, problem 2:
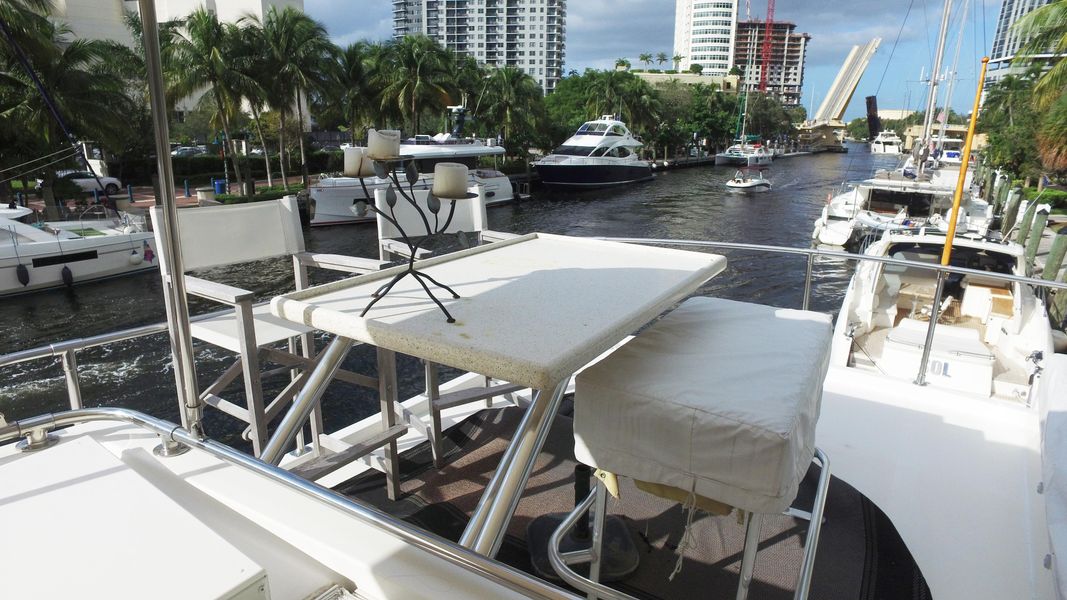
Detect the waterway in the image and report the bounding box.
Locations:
[0,143,898,446]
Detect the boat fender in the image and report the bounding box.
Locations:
[128,249,143,265]
[61,265,73,287]
[16,263,29,286]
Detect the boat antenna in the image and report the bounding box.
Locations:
[136,0,204,436]
[0,17,115,209]
[917,0,953,174]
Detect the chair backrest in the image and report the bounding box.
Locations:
[151,196,304,275]
[374,185,487,241]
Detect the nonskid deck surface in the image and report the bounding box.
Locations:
[338,403,930,599]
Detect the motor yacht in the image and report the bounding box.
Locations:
[869,131,903,154]
[310,137,516,226]
[1,203,156,297]
[811,165,990,248]
[533,116,653,189]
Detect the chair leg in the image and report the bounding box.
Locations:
[736,512,764,600]
[235,300,267,456]
[425,360,444,468]
[378,348,402,500]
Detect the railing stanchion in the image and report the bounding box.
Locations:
[803,252,815,311]
[914,269,947,386]
[60,349,83,410]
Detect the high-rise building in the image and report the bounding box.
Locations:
[673,0,739,77]
[987,0,1061,86]
[732,20,810,106]
[391,0,567,94]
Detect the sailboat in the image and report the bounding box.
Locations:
[715,23,773,167]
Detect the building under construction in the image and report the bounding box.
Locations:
[733,20,810,106]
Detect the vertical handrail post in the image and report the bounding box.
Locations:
[914,269,947,386]
[60,349,83,410]
[802,252,815,311]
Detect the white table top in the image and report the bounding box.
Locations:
[272,233,726,390]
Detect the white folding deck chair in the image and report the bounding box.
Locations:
[372,185,522,467]
[150,197,389,460]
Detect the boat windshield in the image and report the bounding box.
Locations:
[576,122,626,136]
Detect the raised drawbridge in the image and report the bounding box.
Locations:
[798,38,881,152]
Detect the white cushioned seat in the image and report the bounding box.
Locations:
[573,297,833,514]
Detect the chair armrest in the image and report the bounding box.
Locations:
[295,252,386,274]
[381,239,433,260]
[184,275,255,304]
[479,230,520,244]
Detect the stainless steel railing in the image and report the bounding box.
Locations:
[3,239,1066,411]
[0,407,577,600]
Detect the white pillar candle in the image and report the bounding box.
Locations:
[343,147,375,177]
[367,129,401,159]
[432,162,469,198]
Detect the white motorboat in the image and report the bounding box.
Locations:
[1,203,156,297]
[724,169,771,192]
[869,131,903,154]
[714,142,773,167]
[811,165,990,248]
[310,137,515,226]
[533,116,653,189]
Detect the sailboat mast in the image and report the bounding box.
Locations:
[918,0,953,172]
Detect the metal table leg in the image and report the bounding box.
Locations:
[460,377,570,556]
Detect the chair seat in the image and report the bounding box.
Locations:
[191,302,314,354]
[573,297,833,514]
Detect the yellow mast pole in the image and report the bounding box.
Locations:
[941,56,990,265]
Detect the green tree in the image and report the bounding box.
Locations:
[1,19,134,216]
[980,73,1043,178]
[1013,0,1067,110]
[672,54,684,71]
[846,117,869,140]
[639,53,653,69]
[656,52,668,66]
[332,41,380,145]
[614,57,631,70]
[688,63,704,74]
[477,66,545,160]
[165,8,249,193]
[379,35,452,135]
[256,6,336,187]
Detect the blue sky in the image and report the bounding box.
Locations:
[308,0,1002,121]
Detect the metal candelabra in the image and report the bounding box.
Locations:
[351,157,475,323]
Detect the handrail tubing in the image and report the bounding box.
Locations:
[0,305,240,369]
[3,238,1064,370]
[0,407,578,600]
[596,237,1067,292]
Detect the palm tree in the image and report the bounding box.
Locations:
[2,20,134,217]
[1013,0,1067,109]
[614,57,631,70]
[231,23,277,187]
[639,53,653,69]
[477,67,544,159]
[165,8,249,194]
[656,52,668,67]
[379,35,452,134]
[333,42,375,145]
[256,6,336,188]
[672,54,684,71]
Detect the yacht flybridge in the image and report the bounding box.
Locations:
[534,116,653,189]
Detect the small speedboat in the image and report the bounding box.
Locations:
[725,169,771,192]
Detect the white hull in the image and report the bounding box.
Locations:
[725,181,771,192]
[310,171,515,226]
[1,218,157,296]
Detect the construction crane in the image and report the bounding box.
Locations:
[758,0,775,92]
